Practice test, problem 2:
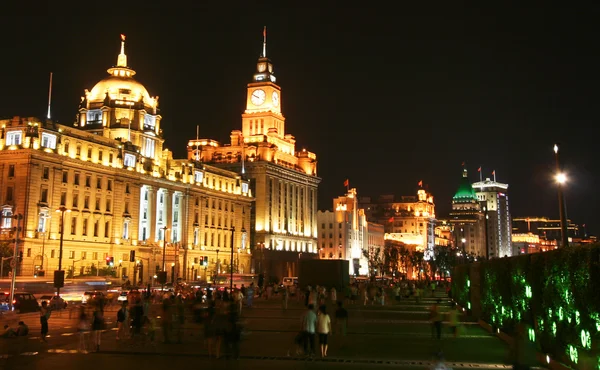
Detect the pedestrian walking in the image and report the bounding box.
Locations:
[92,305,105,352]
[448,303,460,337]
[429,299,443,340]
[77,306,89,353]
[317,305,332,357]
[39,301,50,342]
[301,304,317,356]
[282,286,289,310]
[116,301,129,340]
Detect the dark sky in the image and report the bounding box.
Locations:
[1,5,599,235]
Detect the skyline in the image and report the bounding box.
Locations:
[0,7,598,234]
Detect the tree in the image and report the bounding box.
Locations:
[431,245,457,279]
[383,240,402,275]
[409,251,425,280]
[362,247,382,281]
[0,241,12,277]
[399,246,410,277]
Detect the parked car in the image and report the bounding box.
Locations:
[37,295,68,309]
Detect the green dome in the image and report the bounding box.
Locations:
[453,170,477,202]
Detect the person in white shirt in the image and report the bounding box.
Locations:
[302,304,317,356]
[316,304,332,357]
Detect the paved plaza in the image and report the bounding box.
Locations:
[0,290,542,370]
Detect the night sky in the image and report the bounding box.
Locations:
[1,5,598,235]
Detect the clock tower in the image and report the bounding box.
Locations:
[242,27,286,140]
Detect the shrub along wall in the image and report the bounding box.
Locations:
[452,244,600,370]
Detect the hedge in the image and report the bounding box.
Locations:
[452,244,600,369]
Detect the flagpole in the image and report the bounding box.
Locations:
[493,170,496,182]
[479,166,483,182]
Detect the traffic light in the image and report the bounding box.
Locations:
[53,270,65,288]
[110,256,114,266]
[157,271,167,285]
[203,256,208,266]
[129,250,135,262]
[106,256,111,266]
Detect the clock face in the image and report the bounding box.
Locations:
[251,89,266,106]
[257,63,266,72]
[272,91,279,106]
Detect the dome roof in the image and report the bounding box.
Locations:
[85,35,157,109]
[453,170,477,202]
[87,74,154,107]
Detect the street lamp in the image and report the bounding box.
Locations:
[55,206,70,296]
[554,144,569,248]
[230,226,235,293]
[461,238,467,263]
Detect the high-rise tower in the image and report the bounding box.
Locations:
[449,167,486,258]
[472,175,512,258]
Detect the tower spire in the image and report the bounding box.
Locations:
[262,26,267,58]
[117,34,127,67]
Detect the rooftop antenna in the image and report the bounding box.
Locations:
[241,133,245,175]
[195,125,200,161]
[262,26,267,58]
[46,72,53,120]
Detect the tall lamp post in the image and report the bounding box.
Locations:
[55,206,70,296]
[161,226,168,291]
[230,227,235,293]
[554,144,569,248]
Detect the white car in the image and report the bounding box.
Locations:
[117,291,129,302]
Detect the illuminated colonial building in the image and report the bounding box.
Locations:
[449,168,486,257]
[360,188,436,260]
[0,36,253,282]
[434,219,452,247]
[472,176,512,258]
[188,30,320,280]
[317,188,375,276]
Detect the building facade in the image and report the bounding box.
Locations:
[0,37,253,283]
[188,31,320,281]
[316,188,371,276]
[449,168,486,257]
[472,177,512,258]
[360,188,436,260]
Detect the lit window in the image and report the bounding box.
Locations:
[41,133,57,149]
[1,208,13,229]
[194,171,204,184]
[38,209,50,232]
[242,182,249,193]
[5,131,22,146]
[144,114,156,130]
[86,110,102,124]
[142,137,155,158]
[124,153,136,167]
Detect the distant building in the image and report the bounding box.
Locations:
[317,188,378,276]
[360,188,436,260]
[188,31,320,280]
[449,168,486,258]
[472,177,512,258]
[434,219,453,247]
[512,217,580,241]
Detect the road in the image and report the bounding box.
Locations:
[0,289,542,370]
